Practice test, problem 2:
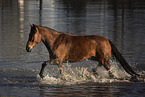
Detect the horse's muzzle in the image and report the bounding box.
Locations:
[26,46,32,52]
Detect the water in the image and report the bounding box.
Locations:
[0,0,145,96]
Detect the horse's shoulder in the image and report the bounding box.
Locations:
[52,32,70,51]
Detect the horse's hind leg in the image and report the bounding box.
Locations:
[92,55,115,78]
[103,60,115,78]
[92,63,102,76]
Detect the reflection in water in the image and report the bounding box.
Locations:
[18,0,24,33]
[38,84,112,97]
[39,0,43,26]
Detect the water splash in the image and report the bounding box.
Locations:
[37,61,144,86]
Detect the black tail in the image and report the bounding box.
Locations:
[109,40,140,77]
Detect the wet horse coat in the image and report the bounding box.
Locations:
[26,24,140,79]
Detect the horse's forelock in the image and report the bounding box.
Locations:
[30,24,39,33]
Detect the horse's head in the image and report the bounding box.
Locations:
[26,24,41,52]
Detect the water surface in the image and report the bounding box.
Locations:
[0,0,145,96]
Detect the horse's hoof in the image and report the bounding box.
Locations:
[92,69,99,78]
[39,74,44,79]
[92,68,97,73]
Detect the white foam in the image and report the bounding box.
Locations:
[37,62,142,86]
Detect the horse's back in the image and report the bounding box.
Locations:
[70,35,110,50]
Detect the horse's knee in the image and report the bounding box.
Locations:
[42,61,51,66]
[101,59,110,71]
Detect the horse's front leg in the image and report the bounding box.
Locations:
[39,60,64,78]
[39,61,50,78]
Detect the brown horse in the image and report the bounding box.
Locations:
[26,24,140,80]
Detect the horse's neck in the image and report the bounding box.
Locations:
[40,28,60,50]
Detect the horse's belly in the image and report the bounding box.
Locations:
[66,48,96,62]
[66,55,89,62]
[64,37,97,62]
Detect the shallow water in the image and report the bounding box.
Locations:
[0,0,145,96]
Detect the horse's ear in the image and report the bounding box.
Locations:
[33,24,39,32]
[29,23,33,27]
[33,24,36,28]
